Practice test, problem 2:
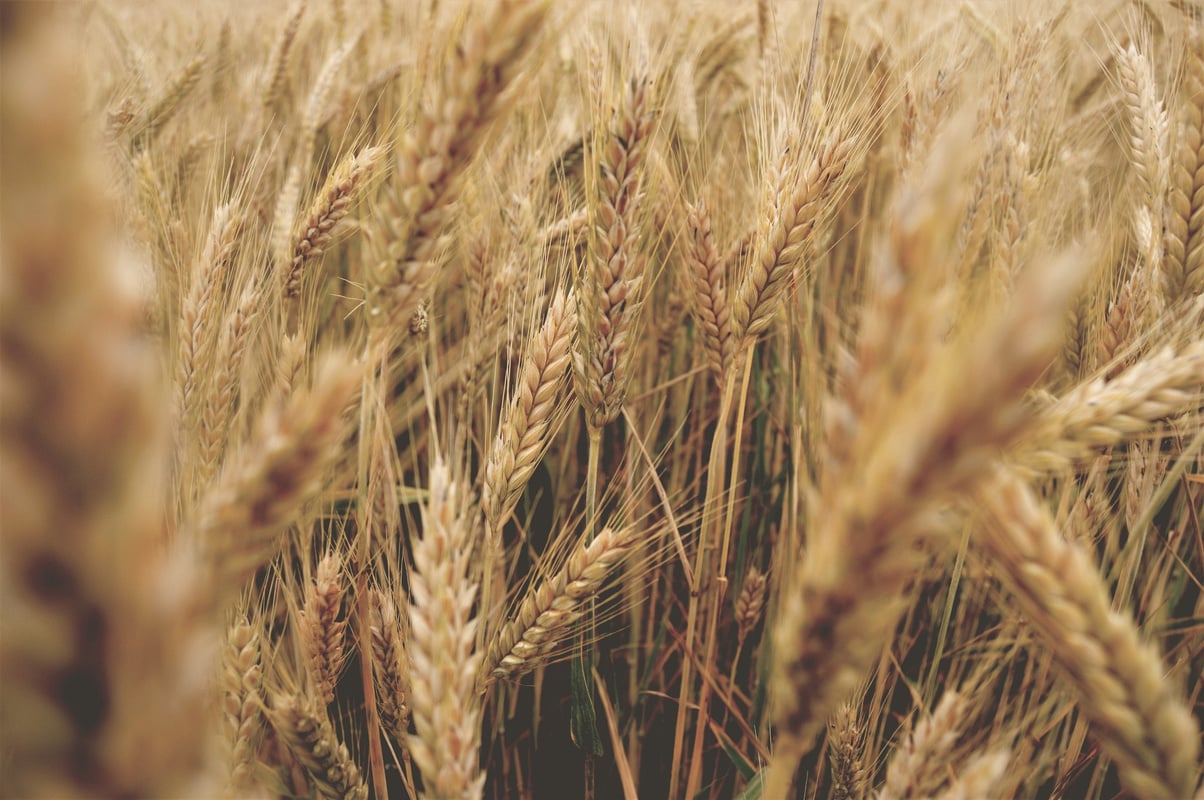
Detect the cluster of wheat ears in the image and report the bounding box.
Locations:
[2,0,1203,798]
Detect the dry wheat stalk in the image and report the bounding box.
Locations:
[195,353,361,600]
[877,692,967,800]
[574,73,655,430]
[367,0,550,346]
[482,289,576,529]
[300,552,349,705]
[481,525,636,686]
[972,467,1201,800]
[268,694,367,800]
[369,588,411,741]
[406,458,484,800]
[282,145,382,302]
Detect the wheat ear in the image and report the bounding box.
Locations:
[766,252,1084,797]
[876,692,967,800]
[573,73,655,430]
[369,588,412,741]
[1018,339,1204,473]
[261,0,306,115]
[175,202,239,429]
[684,199,733,378]
[932,749,1011,800]
[1165,24,1204,301]
[195,278,265,493]
[131,54,206,149]
[481,525,636,686]
[972,467,1201,800]
[406,459,484,800]
[482,289,577,529]
[196,353,361,600]
[300,551,349,705]
[827,703,868,800]
[0,13,203,793]
[282,145,382,302]
[268,694,368,800]
[729,129,856,355]
[222,617,265,794]
[367,0,550,346]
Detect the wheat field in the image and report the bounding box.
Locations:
[2,0,1203,798]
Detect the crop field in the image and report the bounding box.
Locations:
[2,0,1203,798]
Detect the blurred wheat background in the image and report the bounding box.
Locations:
[2,0,1203,798]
